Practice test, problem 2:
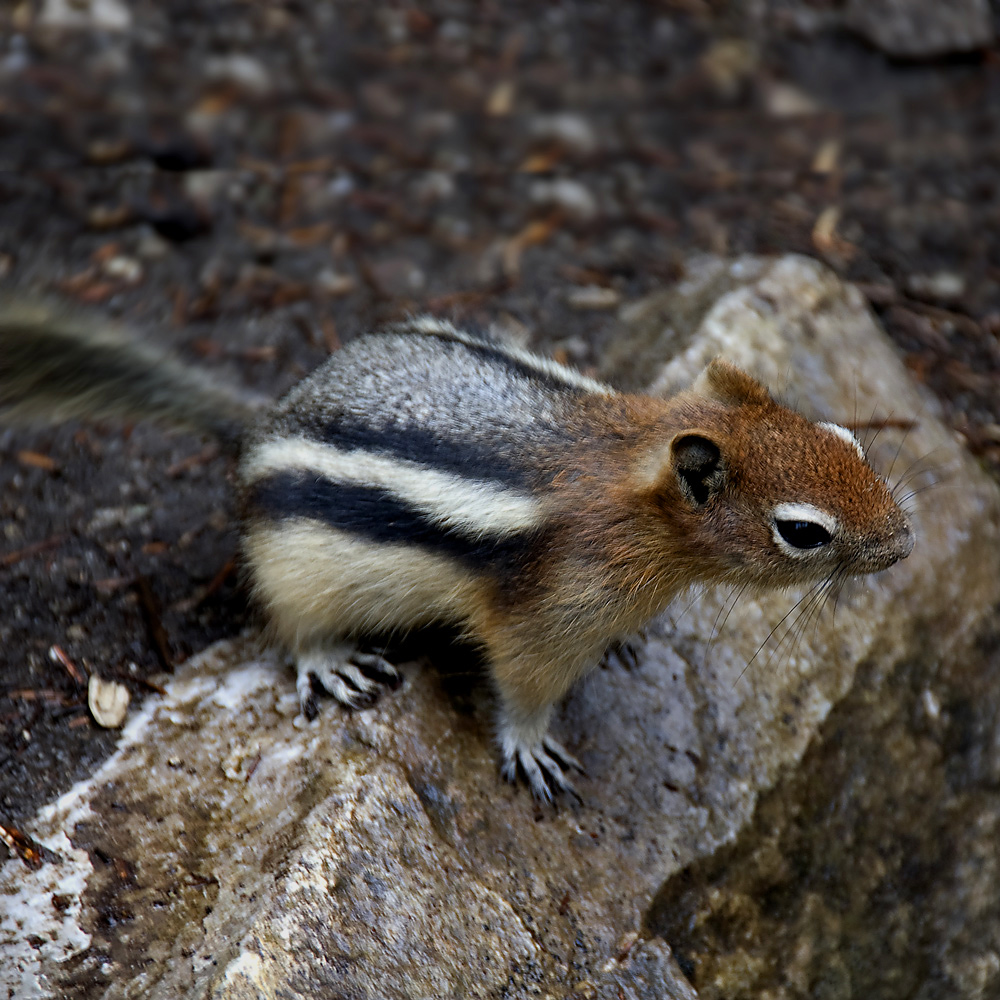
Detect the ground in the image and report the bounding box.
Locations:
[2,0,999,834]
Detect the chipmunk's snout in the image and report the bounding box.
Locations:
[865,510,914,572]
[894,518,915,561]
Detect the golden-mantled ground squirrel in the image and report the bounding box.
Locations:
[0,302,914,800]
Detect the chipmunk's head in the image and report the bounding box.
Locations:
[650,358,913,590]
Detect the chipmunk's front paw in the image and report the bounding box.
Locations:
[500,733,585,803]
[296,643,400,719]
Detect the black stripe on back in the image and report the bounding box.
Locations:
[442,336,591,397]
[392,326,595,398]
[249,471,541,575]
[315,419,544,491]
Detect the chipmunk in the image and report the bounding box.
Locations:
[0,300,914,800]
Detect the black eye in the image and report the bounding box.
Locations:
[776,519,832,549]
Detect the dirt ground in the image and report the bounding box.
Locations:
[2,0,999,847]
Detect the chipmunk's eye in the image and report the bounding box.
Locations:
[771,502,838,556]
[775,519,832,549]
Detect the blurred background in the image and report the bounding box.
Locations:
[1,0,998,871]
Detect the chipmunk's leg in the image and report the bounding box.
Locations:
[245,522,409,718]
[295,642,399,719]
[488,647,588,802]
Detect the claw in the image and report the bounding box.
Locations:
[542,736,586,775]
[337,663,381,697]
[501,738,584,803]
[517,748,553,803]
[535,750,581,802]
[607,636,644,671]
[352,651,401,687]
[295,642,401,717]
[296,668,319,720]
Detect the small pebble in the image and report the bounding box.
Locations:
[565,285,621,310]
[700,38,759,99]
[205,53,272,96]
[907,272,966,304]
[486,80,516,117]
[529,113,598,156]
[315,270,356,297]
[102,255,143,285]
[529,179,598,222]
[368,258,425,297]
[764,81,821,117]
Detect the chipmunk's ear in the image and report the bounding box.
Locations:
[693,358,771,408]
[671,432,726,507]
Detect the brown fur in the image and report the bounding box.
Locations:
[472,360,912,718]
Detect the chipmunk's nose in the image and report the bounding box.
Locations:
[893,517,915,561]
[890,514,914,562]
[864,512,913,572]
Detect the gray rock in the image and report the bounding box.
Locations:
[3,255,998,998]
[846,0,993,58]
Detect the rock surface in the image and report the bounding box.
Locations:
[845,0,993,59]
[3,255,999,999]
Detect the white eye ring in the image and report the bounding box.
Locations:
[772,502,839,557]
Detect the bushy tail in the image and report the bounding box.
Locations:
[0,297,266,449]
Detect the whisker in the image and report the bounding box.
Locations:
[896,482,944,507]
[705,580,752,664]
[892,475,935,502]
[884,420,914,486]
[829,571,845,627]
[734,577,827,686]
[666,584,708,632]
[768,576,835,672]
[745,566,852,686]
[862,402,888,461]
[889,448,946,495]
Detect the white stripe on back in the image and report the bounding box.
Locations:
[243,436,544,538]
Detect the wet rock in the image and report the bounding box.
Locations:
[846,0,993,59]
[3,255,998,999]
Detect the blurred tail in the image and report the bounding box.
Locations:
[0,297,266,450]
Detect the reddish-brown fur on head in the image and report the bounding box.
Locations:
[646,359,912,589]
[560,359,913,621]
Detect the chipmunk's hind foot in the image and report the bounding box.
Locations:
[296,643,400,719]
